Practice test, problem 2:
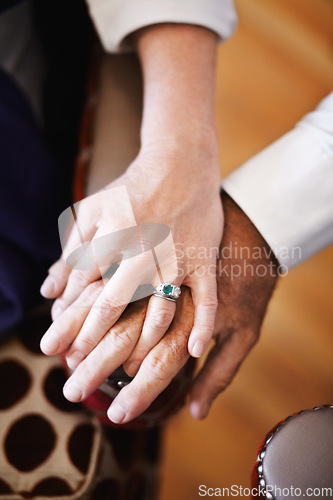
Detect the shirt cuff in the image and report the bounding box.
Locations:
[85,0,238,52]
[221,92,333,269]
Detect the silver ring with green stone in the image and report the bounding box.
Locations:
[154,283,181,302]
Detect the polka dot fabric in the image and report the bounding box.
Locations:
[0,306,161,499]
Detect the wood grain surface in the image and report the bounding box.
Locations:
[159,0,333,498]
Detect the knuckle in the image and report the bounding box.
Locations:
[73,270,91,291]
[243,327,260,349]
[196,317,215,335]
[104,295,123,313]
[219,370,235,388]
[145,354,169,381]
[106,325,133,351]
[90,304,110,325]
[150,309,174,329]
[93,295,123,323]
[198,322,214,333]
[213,379,230,396]
[166,336,188,364]
[86,281,102,296]
[200,296,218,312]
[76,335,97,351]
[211,369,237,395]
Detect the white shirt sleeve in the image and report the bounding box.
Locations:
[222,92,333,269]
[85,0,238,53]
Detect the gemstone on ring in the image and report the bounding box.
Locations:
[154,282,181,301]
[163,284,173,295]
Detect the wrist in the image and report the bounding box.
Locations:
[214,192,278,332]
[123,139,221,218]
[140,125,219,164]
[218,192,279,287]
[139,88,217,149]
[134,136,221,197]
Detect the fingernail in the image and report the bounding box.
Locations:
[63,380,83,402]
[40,330,60,354]
[66,351,86,370]
[192,340,205,358]
[190,400,210,420]
[40,276,56,297]
[107,402,126,424]
[190,401,201,419]
[125,361,140,377]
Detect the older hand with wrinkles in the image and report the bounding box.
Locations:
[39,24,222,373]
[41,193,278,424]
[64,288,194,424]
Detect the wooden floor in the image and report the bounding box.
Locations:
[159,0,333,498]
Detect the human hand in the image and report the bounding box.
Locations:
[40,144,222,366]
[189,192,279,419]
[48,192,277,425]
[40,24,222,367]
[57,286,194,425]
[119,192,278,423]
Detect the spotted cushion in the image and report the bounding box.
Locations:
[0,307,161,499]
